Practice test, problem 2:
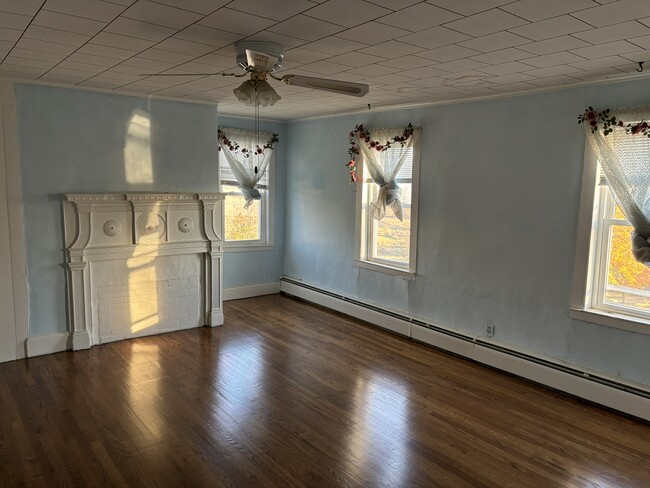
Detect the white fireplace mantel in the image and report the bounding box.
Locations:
[63,192,225,350]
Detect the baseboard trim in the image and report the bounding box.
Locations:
[223,282,281,301]
[280,277,650,422]
[25,332,70,358]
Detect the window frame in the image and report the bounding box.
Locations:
[570,137,650,335]
[354,133,420,279]
[218,138,275,253]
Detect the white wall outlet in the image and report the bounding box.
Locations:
[486,323,495,337]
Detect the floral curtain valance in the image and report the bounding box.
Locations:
[217,128,278,207]
[346,123,420,221]
[579,107,650,264]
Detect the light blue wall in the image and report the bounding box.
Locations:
[15,85,285,336]
[284,78,650,387]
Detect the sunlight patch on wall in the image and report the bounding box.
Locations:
[124,111,153,184]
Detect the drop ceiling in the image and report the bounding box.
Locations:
[1,0,650,120]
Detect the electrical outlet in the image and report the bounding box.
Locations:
[486,323,495,338]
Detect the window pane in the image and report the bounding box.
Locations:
[604,224,650,311]
[223,185,261,241]
[373,183,411,263]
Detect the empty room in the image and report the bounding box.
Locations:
[1,0,650,486]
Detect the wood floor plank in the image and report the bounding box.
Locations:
[0,294,648,487]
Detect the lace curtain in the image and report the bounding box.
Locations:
[356,127,420,221]
[218,128,273,208]
[587,107,650,264]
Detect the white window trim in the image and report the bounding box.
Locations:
[354,135,420,279]
[570,137,650,334]
[219,146,275,252]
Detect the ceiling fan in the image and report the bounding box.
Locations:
[145,40,370,105]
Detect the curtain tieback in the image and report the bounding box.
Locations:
[372,180,403,221]
[239,186,261,208]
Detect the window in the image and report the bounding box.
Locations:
[355,130,420,277]
[572,129,650,332]
[218,129,274,251]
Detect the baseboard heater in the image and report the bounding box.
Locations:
[280,276,650,422]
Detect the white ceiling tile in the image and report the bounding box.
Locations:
[629,34,650,50]
[485,72,536,84]
[173,25,239,48]
[399,66,449,78]
[105,17,176,41]
[122,0,202,29]
[477,61,534,75]
[399,26,470,50]
[378,3,460,32]
[227,0,312,21]
[488,81,537,92]
[0,39,13,51]
[319,51,385,67]
[345,63,398,76]
[407,76,446,88]
[0,27,21,42]
[0,11,34,30]
[457,31,530,52]
[509,15,593,41]
[336,21,410,45]
[517,35,590,55]
[23,25,90,47]
[378,54,438,70]
[573,21,650,44]
[91,31,154,51]
[136,48,193,64]
[121,56,177,71]
[303,36,368,54]
[414,44,481,62]
[306,0,390,28]
[199,8,275,35]
[569,55,634,70]
[283,47,332,64]
[103,0,136,5]
[58,60,107,73]
[470,48,533,64]
[77,43,138,60]
[3,56,56,69]
[425,0,511,16]
[368,0,420,10]
[8,47,66,62]
[0,0,44,16]
[66,52,122,67]
[32,10,105,35]
[526,74,580,86]
[501,0,597,22]
[520,51,585,68]
[433,58,488,72]
[193,52,237,68]
[0,64,47,75]
[573,0,650,28]
[369,72,415,84]
[15,37,77,55]
[571,66,626,80]
[522,64,582,78]
[299,59,348,74]
[43,0,125,22]
[571,39,641,58]
[359,40,424,57]
[154,37,214,56]
[268,15,343,41]
[444,9,528,37]
[149,0,228,15]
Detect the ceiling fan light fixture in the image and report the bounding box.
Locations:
[233,79,281,107]
[233,80,257,105]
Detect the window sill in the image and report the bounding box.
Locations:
[224,244,275,253]
[355,260,415,280]
[569,307,650,335]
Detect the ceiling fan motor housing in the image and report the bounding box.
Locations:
[235,40,284,72]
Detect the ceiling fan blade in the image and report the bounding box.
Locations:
[280,74,369,97]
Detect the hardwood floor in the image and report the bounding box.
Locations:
[0,294,648,487]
